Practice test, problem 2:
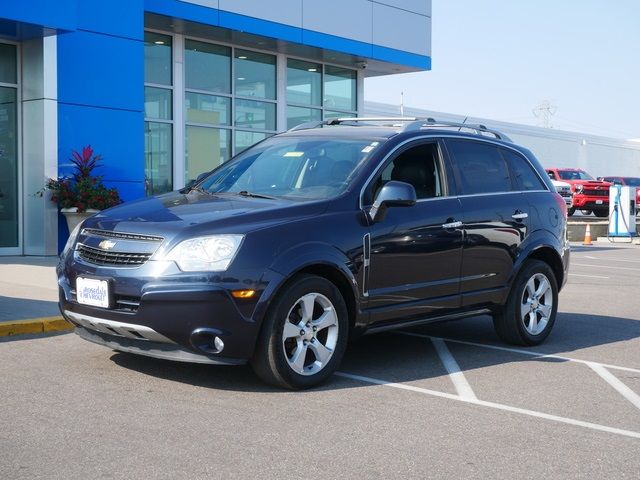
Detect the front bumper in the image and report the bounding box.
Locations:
[572,195,608,209]
[58,256,284,364]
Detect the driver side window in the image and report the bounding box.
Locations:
[369,142,443,203]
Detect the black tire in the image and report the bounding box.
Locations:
[251,274,349,389]
[493,260,558,346]
[567,207,576,216]
[580,209,592,216]
[594,209,609,218]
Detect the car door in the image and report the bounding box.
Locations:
[362,139,464,325]
[444,139,530,307]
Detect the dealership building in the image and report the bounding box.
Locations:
[0,0,432,255]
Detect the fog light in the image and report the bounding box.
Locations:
[231,289,256,299]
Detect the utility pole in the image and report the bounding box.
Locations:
[533,100,557,128]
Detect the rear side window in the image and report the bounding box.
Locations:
[501,149,547,191]
[447,140,512,195]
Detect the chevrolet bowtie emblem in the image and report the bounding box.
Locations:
[99,239,116,250]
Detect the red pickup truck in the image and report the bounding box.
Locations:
[545,168,610,217]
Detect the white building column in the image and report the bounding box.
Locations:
[22,35,58,255]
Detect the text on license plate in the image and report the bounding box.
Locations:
[76,277,110,308]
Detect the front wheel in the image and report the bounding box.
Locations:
[567,207,576,216]
[493,260,558,346]
[594,209,609,218]
[251,274,348,389]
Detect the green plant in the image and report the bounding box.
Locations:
[38,146,122,213]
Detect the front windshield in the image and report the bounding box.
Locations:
[558,169,594,181]
[622,177,640,187]
[198,136,381,201]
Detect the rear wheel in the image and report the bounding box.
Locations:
[580,209,592,216]
[594,209,608,218]
[493,260,558,346]
[251,274,348,389]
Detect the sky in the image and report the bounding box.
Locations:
[364,0,640,139]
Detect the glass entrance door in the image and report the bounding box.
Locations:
[0,43,19,254]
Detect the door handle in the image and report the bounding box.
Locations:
[512,212,529,220]
[442,220,463,229]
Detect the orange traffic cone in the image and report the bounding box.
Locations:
[583,224,593,246]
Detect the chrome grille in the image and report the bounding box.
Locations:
[77,244,151,266]
[82,228,163,243]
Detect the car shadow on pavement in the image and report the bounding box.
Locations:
[109,311,640,392]
[0,295,60,322]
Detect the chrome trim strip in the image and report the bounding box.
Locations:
[362,233,371,297]
[64,310,172,343]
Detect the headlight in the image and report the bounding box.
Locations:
[165,235,244,272]
[62,223,82,257]
[575,184,584,193]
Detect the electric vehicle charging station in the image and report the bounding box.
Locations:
[608,185,637,237]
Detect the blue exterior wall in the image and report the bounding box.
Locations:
[56,1,145,243]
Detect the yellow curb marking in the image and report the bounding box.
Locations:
[0,316,73,337]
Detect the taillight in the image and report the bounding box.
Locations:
[553,192,568,217]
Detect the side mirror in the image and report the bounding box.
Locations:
[369,180,417,223]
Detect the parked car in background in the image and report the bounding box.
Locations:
[598,176,640,214]
[550,179,572,208]
[545,168,610,217]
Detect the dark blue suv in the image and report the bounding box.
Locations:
[58,118,570,389]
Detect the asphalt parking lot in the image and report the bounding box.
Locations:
[1,242,639,479]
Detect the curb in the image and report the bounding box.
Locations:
[0,316,73,337]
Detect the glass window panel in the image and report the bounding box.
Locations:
[144,32,172,86]
[0,43,17,85]
[144,122,173,195]
[0,86,18,247]
[447,140,513,195]
[501,149,546,191]
[185,92,230,125]
[234,131,269,154]
[287,106,321,130]
[286,59,321,106]
[235,49,276,100]
[235,99,276,131]
[185,40,230,93]
[324,66,356,111]
[324,110,355,120]
[144,87,172,120]
[185,126,230,184]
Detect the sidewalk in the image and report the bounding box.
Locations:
[0,256,72,336]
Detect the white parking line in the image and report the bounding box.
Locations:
[572,263,639,272]
[569,273,610,279]
[431,337,477,401]
[576,255,640,264]
[335,371,640,439]
[397,332,640,374]
[587,362,640,411]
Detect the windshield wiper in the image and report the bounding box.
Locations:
[234,190,278,200]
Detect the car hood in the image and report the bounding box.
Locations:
[82,190,329,239]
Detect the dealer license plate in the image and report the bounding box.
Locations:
[596,200,603,205]
[76,277,110,308]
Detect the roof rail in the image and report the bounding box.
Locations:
[287,117,420,132]
[402,117,511,141]
[286,116,511,142]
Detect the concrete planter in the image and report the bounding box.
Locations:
[60,207,100,233]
